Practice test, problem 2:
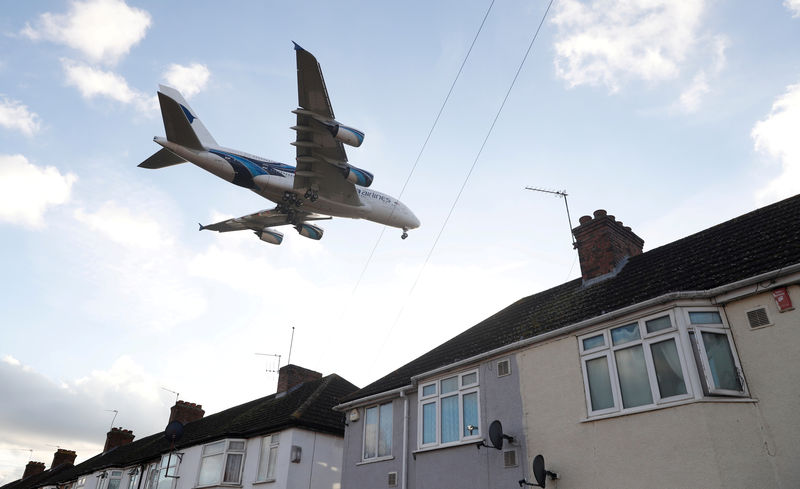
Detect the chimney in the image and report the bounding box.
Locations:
[169,400,205,425]
[277,364,322,393]
[50,449,76,469]
[22,461,46,479]
[573,209,644,282]
[104,427,135,452]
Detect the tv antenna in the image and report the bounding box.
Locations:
[254,353,282,373]
[287,326,295,365]
[161,387,179,404]
[104,409,119,430]
[525,187,575,246]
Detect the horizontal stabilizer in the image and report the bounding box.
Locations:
[138,148,186,169]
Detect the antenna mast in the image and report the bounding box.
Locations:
[525,187,575,246]
[160,387,179,404]
[287,326,295,365]
[104,409,119,430]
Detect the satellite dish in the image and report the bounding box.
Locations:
[532,455,547,488]
[488,420,514,450]
[164,420,184,443]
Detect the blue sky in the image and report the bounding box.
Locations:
[1,0,799,481]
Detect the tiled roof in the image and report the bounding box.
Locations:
[343,194,800,402]
[2,374,357,489]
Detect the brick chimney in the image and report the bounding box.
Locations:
[104,427,135,452]
[169,400,205,425]
[22,461,46,479]
[50,449,76,469]
[277,364,322,393]
[573,209,644,282]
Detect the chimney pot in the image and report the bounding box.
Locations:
[169,400,205,425]
[277,364,322,393]
[573,208,644,282]
[23,461,46,479]
[50,449,76,469]
[104,427,135,452]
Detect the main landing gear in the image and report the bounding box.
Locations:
[401,227,409,240]
[303,189,319,202]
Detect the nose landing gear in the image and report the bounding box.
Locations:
[401,227,409,240]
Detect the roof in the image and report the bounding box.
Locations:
[342,193,800,403]
[2,374,357,489]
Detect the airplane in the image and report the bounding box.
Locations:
[138,42,420,245]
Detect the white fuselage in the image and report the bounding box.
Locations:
[154,137,420,230]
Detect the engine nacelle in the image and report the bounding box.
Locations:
[325,123,365,147]
[341,164,374,188]
[254,227,284,245]
[295,223,324,240]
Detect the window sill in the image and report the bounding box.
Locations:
[356,456,394,466]
[413,438,484,455]
[194,484,243,489]
[581,396,757,423]
[252,480,276,485]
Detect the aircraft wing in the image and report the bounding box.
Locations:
[199,208,331,233]
[292,43,361,206]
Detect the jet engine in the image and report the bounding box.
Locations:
[295,223,324,240]
[341,164,374,187]
[254,227,284,245]
[324,123,365,147]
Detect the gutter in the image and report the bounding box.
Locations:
[337,263,800,408]
[400,391,409,489]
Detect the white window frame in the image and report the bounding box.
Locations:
[142,463,158,489]
[417,369,481,449]
[154,453,180,489]
[684,308,748,397]
[256,433,280,482]
[75,477,86,489]
[579,310,695,416]
[126,468,140,489]
[196,439,246,487]
[362,401,393,461]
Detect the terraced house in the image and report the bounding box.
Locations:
[1,365,356,489]
[336,194,800,489]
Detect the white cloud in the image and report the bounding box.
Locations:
[785,0,800,17]
[676,34,727,112]
[2,355,21,366]
[62,59,157,113]
[751,82,800,203]
[164,63,211,98]
[677,72,709,112]
[0,154,76,228]
[74,201,173,249]
[0,98,41,136]
[551,0,708,91]
[21,0,151,65]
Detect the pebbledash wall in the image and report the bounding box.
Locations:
[516,285,800,489]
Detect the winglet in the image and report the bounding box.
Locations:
[292,41,304,51]
[198,223,206,231]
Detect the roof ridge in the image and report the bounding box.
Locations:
[290,374,335,421]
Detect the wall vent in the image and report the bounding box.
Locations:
[497,359,511,377]
[387,471,398,487]
[503,450,518,468]
[746,307,771,328]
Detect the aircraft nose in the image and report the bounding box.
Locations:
[407,208,421,229]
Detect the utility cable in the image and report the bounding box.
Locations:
[371,0,557,361]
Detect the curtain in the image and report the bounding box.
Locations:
[615,345,653,408]
[363,406,377,458]
[223,454,242,483]
[378,403,393,456]
[651,339,687,398]
[586,356,614,411]
[422,402,436,444]
[440,395,459,443]
[462,392,478,436]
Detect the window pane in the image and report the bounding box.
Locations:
[615,345,653,408]
[701,332,742,391]
[228,441,245,451]
[198,453,222,486]
[689,311,722,324]
[582,334,605,351]
[378,403,393,457]
[422,384,436,397]
[461,372,477,386]
[611,323,640,345]
[586,357,614,411]
[462,392,478,437]
[645,315,672,334]
[422,403,436,444]
[440,395,459,443]
[364,406,377,458]
[202,441,225,456]
[266,446,278,480]
[108,480,120,489]
[270,433,280,444]
[440,376,458,394]
[257,438,271,481]
[651,339,687,398]
[222,454,242,483]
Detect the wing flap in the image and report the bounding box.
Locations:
[200,208,331,233]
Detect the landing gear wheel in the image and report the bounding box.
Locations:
[304,189,312,199]
[310,190,319,202]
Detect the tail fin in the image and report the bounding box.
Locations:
[157,85,218,149]
[138,147,186,169]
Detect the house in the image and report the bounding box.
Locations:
[2,365,357,489]
[335,194,800,489]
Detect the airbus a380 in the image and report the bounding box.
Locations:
[139,43,420,245]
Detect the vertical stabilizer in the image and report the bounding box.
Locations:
[157,85,218,148]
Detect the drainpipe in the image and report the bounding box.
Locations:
[400,391,409,489]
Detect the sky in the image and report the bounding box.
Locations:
[1,0,799,482]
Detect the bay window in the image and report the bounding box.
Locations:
[126,468,140,489]
[155,453,180,489]
[256,434,280,482]
[197,439,245,486]
[363,402,392,460]
[418,369,480,448]
[579,308,747,418]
